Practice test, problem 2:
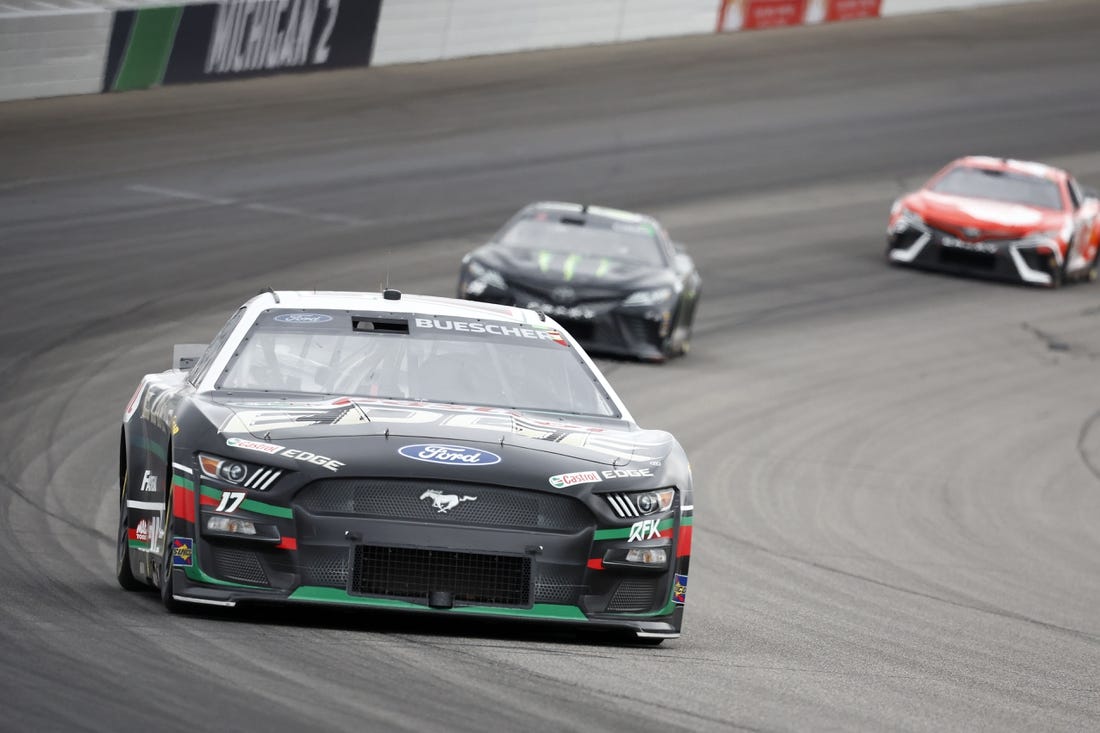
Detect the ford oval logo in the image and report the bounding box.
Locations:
[274,313,333,323]
[398,444,501,466]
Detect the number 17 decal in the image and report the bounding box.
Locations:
[215,491,246,513]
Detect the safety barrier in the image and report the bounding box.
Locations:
[0,0,1047,103]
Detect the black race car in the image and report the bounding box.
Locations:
[457,202,701,361]
[117,290,693,642]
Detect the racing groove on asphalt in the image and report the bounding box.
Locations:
[2,1,1100,730]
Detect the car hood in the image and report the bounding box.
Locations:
[198,395,674,468]
[908,191,1066,239]
[474,245,668,292]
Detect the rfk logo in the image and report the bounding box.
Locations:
[628,519,661,542]
[419,489,477,513]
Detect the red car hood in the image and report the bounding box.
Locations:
[909,191,1067,240]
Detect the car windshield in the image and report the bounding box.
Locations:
[931,166,1063,210]
[499,214,666,267]
[217,311,619,417]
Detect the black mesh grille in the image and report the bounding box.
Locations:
[351,546,531,606]
[606,577,658,613]
[555,318,595,342]
[299,546,349,588]
[211,547,269,586]
[533,566,586,605]
[622,315,660,344]
[939,246,996,270]
[295,479,593,533]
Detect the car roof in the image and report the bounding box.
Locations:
[527,201,658,226]
[954,156,1069,183]
[246,290,544,325]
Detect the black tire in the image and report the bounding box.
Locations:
[158,464,185,613]
[115,473,146,591]
[1049,254,1064,289]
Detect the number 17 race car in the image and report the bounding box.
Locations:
[887,157,1100,287]
[117,290,693,643]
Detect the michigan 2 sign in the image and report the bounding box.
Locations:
[103,0,383,92]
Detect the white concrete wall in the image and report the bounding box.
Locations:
[882,0,1039,14]
[374,0,1051,67]
[372,0,723,65]
[0,8,111,102]
[0,0,1052,102]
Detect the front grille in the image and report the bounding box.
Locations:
[211,547,269,586]
[350,546,531,606]
[295,479,594,533]
[556,318,595,342]
[939,246,996,270]
[299,546,349,587]
[606,577,658,613]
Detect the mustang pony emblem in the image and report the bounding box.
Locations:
[420,489,477,513]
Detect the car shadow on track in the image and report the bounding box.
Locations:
[130,592,667,649]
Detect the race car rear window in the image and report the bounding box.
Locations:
[498,215,666,267]
[217,310,619,417]
[931,166,1063,210]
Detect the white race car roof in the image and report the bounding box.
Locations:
[246,290,544,325]
[531,201,655,225]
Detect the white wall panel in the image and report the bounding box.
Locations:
[371,0,453,64]
[441,0,620,58]
[882,0,1040,15]
[0,9,110,102]
[617,0,718,42]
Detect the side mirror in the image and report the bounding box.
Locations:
[1083,186,1100,201]
[672,242,687,254]
[173,344,207,371]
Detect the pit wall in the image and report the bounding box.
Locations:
[0,0,1047,102]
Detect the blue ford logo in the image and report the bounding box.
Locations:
[274,313,333,323]
[398,444,501,466]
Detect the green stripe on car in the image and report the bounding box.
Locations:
[199,484,294,518]
[593,517,676,541]
[289,587,589,620]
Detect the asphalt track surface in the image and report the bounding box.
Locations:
[3,2,1100,730]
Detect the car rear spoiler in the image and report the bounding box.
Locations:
[173,344,206,371]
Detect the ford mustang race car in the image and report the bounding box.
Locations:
[117,290,693,642]
[457,202,701,361]
[887,157,1100,287]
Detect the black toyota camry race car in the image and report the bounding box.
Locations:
[117,290,693,642]
[457,202,701,361]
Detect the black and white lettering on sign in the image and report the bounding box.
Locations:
[205,0,342,74]
[166,0,382,85]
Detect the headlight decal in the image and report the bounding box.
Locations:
[622,288,674,307]
[603,488,675,518]
[593,516,674,541]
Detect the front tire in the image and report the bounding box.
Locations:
[116,483,145,591]
[158,467,185,613]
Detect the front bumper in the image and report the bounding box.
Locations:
[165,474,691,638]
[460,286,671,360]
[887,223,1060,286]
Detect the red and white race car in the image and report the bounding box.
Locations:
[887,157,1100,287]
